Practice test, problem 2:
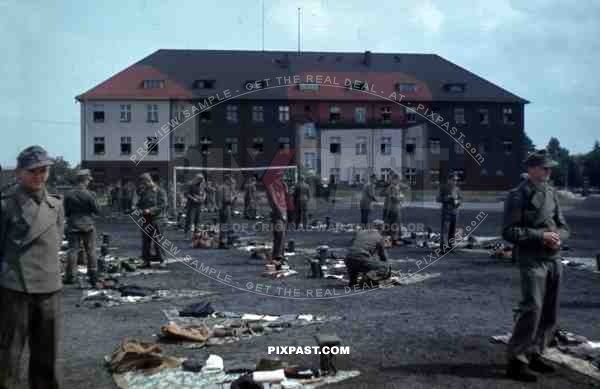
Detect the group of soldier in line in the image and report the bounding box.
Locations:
[0,144,569,386]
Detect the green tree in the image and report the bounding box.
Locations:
[583,141,600,187]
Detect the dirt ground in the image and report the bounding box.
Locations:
[60,201,600,389]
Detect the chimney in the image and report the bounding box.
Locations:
[363,50,372,66]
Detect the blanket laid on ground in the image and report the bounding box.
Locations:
[81,289,216,308]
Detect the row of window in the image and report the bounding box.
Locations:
[92,103,516,127]
[93,136,162,156]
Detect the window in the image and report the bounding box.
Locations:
[194,79,215,89]
[278,137,291,152]
[381,137,392,155]
[329,105,341,123]
[355,136,367,155]
[354,107,367,124]
[503,140,513,154]
[120,104,131,122]
[174,104,186,121]
[143,80,165,89]
[303,123,318,138]
[450,168,465,183]
[329,136,341,154]
[454,107,465,125]
[406,106,417,123]
[429,138,441,154]
[480,139,491,154]
[329,168,340,183]
[278,105,290,123]
[454,142,464,154]
[226,105,239,123]
[381,106,392,124]
[430,169,440,185]
[304,152,318,170]
[146,137,159,155]
[200,109,212,123]
[120,136,132,155]
[93,105,105,123]
[146,104,159,122]
[225,137,239,154]
[200,136,212,155]
[398,83,417,93]
[252,137,264,153]
[93,137,105,155]
[380,168,392,182]
[404,168,417,186]
[298,83,320,92]
[503,107,515,125]
[406,137,416,153]
[174,136,186,154]
[444,83,466,93]
[252,106,264,122]
[479,109,489,125]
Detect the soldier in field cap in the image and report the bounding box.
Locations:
[503,149,569,382]
[0,145,65,388]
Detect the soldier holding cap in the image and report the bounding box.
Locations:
[503,149,569,382]
[217,175,236,248]
[437,173,463,253]
[0,145,64,388]
[184,174,207,239]
[64,169,99,286]
[359,174,378,227]
[136,173,168,267]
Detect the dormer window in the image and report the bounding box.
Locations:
[397,83,417,93]
[142,80,165,89]
[298,83,320,92]
[194,79,216,89]
[443,83,466,93]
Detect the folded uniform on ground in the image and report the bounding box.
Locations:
[160,323,211,342]
[108,339,180,375]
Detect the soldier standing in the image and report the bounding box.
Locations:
[244,176,258,220]
[437,173,463,252]
[359,174,378,227]
[136,173,168,268]
[293,176,311,229]
[383,174,403,244]
[217,175,235,248]
[184,174,206,239]
[503,150,569,382]
[266,177,289,264]
[344,220,391,287]
[64,169,99,286]
[0,146,65,388]
[206,180,217,212]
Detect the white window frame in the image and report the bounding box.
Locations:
[406,106,417,123]
[479,108,489,125]
[503,107,515,125]
[406,136,417,153]
[174,136,186,154]
[93,137,105,155]
[252,137,264,153]
[278,105,290,123]
[298,83,319,92]
[120,104,131,122]
[329,136,341,154]
[381,106,392,123]
[430,169,440,185]
[354,107,367,124]
[398,83,417,93]
[175,104,186,121]
[380,168,391,181]
[146,104,159,123]
[454,107,465,125]
[404,168,417,186]
[303,123,317,138]
[252,105,264,122]
[429,138,441,154]
[454,142,464,154]
[355,136,367,155]
[200,136,212,155]
[503,140,513,154]
[225,137,239,154]
[146,136,159,155]
[304,152,317,169]
[381,137,392,155]
[226,104,239,123]
[120,136,132,155]
[329,105,341,123]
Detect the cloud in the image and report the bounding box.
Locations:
[410,1,444,34]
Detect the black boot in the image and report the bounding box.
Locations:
[88,271,98,288]
[529,356,555,374]
[506,359,537,382]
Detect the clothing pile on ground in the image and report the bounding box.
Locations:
[561,257,600,272]
[379,272,442,288]
[158,306,343,348]
[81,285,215,308]
[491,329,600,380]
[110,348,360,389]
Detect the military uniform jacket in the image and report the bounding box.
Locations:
[437,185,462,215]
[185,182,207,206]
[64,186,98,231]
[245,183,257,203]
[293,182,311,205]
[384,184,403,212]
[502,180,569,259]
[360,183,377,210]
[217,183,235,206]
[0,187,64,293]
[267,181,288,221]
[348,230,388,261]
[136,186,167,222]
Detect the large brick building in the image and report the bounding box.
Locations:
[76,49,528,190]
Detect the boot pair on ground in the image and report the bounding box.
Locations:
[507,356,555,382]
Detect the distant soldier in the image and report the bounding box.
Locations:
[360,174,378,227]
[64,169,99,286]
[293,176,311,229]
[244,176,258,220]
[266,177,289,264]
[503,150,569,382]
[345,220,391,287]
[136,173,168,267]
[206,180,217,212]
[184,174,206,239]
[327,174,337,204]
[437,173,463,252]
[383,174,404,244]
[217,175,236,248]
[0,145,64,388]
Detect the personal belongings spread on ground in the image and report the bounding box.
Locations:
[561,257,600,272]
[379,272,442,288]
[491,330,600,380]
[107,339,181,375]
[158,307,343,348]
[81,287,215,308]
